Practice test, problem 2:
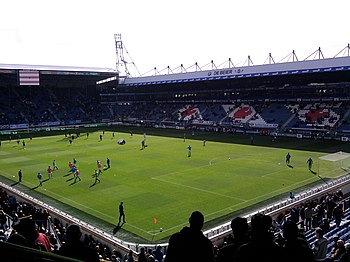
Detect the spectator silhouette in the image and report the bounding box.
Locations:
[339,242,350,262]
[235,213,285,262]
[57,224,99,262]
[13,217,51,252]
[137,246,148,262]
[217,217,249,262]
[327,239,346,262]
[282,220,314,262]
[153,245,164,262]
[333,204,344,227]
[165,210,215,262]
[124,250,135,262]
[7,232,28,247]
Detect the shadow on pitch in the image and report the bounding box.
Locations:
[287,164,294,168]
[63,172,72,177]
[89,180,100,188]
[310,170,317,175]
[30,179,49,190]
[11,182,20,187]
[113,222,125,234]
[69,180,80,186]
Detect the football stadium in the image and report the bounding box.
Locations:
[1,37,350,260]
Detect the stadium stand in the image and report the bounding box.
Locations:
[2,82,350,138]
[1,55,350,261]
[1,173,350,261]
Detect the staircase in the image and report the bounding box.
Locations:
[280,113,297,130]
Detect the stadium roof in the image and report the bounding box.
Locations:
[0,63,118,88]
[124,56,350,87]
[0,63,117,74]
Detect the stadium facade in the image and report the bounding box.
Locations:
[100,56,350,138]
[1,56,350,136]
[1,52,350,259]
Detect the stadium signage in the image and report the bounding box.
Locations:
[248,122,278,128]
[124,56,350,86]
[208,68,244,77]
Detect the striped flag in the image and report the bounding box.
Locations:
[19,70,40,86]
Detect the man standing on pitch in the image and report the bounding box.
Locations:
[18,169,22,182]
[307,157,313,171]
[188,145,192,157]
[286,152,291,165]
[118,202,126,224]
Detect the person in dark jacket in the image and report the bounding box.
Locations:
[165,210,214,262]
[57,224,99,262]
[235,213,285,262]
[282,220,314,262]
[216,217,249,262]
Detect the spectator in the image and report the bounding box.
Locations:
[327,239,346,262]
[282,220,314,262]
[299,205,306,228]
[153,245,163,262]
[7,232,28,247]
[339,242,350,262]
[0,210,8,230]
[320,218,330,233]
[124,250,135,262]
[333,204,344,227]
[165,210,215,262]
[13,217,51,252]
[217,217,249,262]
[138,246,147,262]
[235,213,285,262]
[329,235,340,255]
[312,227,328,261]
[304,204,313,230]
[57,224,99,262]
[112,248,123,261]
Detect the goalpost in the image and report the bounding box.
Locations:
[318,151,350,178]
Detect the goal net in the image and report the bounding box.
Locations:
[318,151,350,178]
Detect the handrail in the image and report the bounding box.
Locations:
[1,173,350,251]
[204,174,350,242]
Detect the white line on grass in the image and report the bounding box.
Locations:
[261,170,286,178]
[0,170,154,236]
[160,174,316,233]
[247,176,317,203]
[203,176,318,222]
[152,176,247,201]
[155,154,261,179]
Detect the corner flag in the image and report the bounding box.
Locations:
[153,217,157,224]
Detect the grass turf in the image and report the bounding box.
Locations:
[0,130,349,242]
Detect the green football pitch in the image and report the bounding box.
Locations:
[0,129,349,242]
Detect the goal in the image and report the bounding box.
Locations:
[318,151,350,178]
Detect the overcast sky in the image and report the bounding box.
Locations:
[0,0,349,76]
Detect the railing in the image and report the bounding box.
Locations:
[1,173,350,252]
[204,174,350,244]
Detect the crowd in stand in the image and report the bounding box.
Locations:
[1,84,350,136]
[1,185,350,261]
[213,190,350,262]
[0,187,166,261]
